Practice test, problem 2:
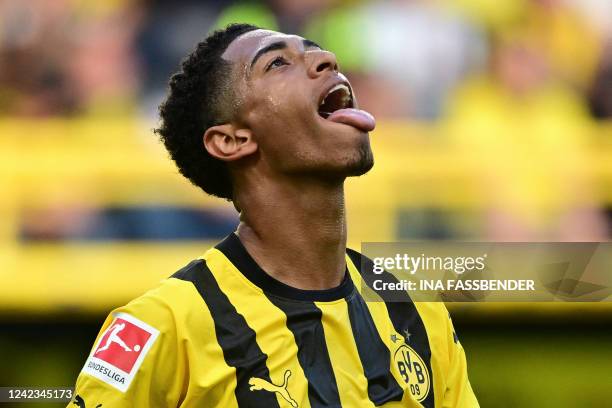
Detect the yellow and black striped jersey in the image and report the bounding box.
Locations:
[69,233,478,407]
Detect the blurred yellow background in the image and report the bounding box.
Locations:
[1,0,611,406]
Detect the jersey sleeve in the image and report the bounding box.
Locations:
[67,288,185,408]
[442,308,479,408]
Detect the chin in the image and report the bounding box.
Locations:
[344,144,374,176]
[323,141,374,178]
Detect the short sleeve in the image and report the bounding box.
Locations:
[442,310,479,408]
[67,291,184,408]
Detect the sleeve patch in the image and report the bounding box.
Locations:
[81,312,159,392]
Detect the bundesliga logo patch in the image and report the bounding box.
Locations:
[82,312,159,392]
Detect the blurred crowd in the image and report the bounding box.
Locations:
[2,0,612,240]
[1,0,611,120]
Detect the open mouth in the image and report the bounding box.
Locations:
[318,83,354,119]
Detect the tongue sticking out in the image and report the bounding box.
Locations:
[327,108,376,132]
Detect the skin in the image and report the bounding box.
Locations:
[203,29,374,290]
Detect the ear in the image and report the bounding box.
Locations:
[203,124,257,162]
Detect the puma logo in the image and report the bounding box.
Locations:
[72,395,102,408]
[248,370,298,407]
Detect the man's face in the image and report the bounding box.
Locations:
[222,29,374,180]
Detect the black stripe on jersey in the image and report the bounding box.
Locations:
[171,260,280,408]
[346,292,404,405]
[266,296,342,408]
[347,249,436,408]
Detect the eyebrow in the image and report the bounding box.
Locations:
[303,39,322,49]
[250,39,322,69]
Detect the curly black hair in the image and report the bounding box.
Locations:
[155,23,260,200]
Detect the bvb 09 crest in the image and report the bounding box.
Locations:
[393,345,430,402]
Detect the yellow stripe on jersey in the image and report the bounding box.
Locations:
[205,248,312,408]
[316,299,374,408]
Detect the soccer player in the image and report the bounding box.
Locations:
[69,24,478,407]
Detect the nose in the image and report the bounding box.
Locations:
[306,50,338,78]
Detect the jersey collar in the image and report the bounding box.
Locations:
[215,233,355,302]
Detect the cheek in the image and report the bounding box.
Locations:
[248,76,314,123]
[247,88,317,143]
[241,78,328,167]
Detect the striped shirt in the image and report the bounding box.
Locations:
[69,233,478,407]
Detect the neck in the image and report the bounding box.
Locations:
[234,176,347,290]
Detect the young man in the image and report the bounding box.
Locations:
[69,24,478,407]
